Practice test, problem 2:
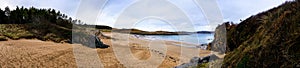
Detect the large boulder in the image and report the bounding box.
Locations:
[72,32,109,48]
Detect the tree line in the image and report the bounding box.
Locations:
[0,6,85,27]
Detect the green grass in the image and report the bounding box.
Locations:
[0,24,34,40]
[0,36,7,41]
[0,23,72,43]
[100,29,112,32]
[237,56,250,68]
[196,63,209,68]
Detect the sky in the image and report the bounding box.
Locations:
[0,0,291,31]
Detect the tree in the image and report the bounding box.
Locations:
[0,9,4,16]
[68,17,72,22]
[4,6,10,16]
[0,6,81,25]
[0,9,6,23]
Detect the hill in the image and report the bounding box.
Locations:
[112,28,191,35]
[196,31,214,34]
[210,1,300,67]
[0,6,74,43]
[0,6,107,48]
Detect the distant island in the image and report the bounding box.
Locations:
[196,31,214,34]
[77,25,214,35]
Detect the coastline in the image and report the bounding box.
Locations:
[131,34,211,49]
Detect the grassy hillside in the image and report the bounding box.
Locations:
[0,6,74,43]
[217,1,300,67]
[0,6,110,48]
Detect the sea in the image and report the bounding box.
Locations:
[134,33,214,48]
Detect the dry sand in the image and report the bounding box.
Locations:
[0,32,220,68]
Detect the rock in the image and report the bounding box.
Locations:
[175,54,220,68]
[190,57,201,63]
[72,32,109,48]
[175,57,200,68]
[199,54,219,63]
[196,44,208,50]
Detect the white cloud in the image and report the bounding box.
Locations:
[112,0,199,32]
[96,0,289,31]
[217,0,287,23]
[0,0,80,18]
[0,0,290,31]
[132,19,178,32]
[0,0,14,10]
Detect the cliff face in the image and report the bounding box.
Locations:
[217,1,300,67]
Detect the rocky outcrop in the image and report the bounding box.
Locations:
[207,22,236,54]
[175,54,220,68]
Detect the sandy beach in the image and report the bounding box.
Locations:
[0,32,220,68]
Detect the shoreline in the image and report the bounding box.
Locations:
[100,32,218,67]
[131,34,211,49]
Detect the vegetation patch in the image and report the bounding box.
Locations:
[215,1,300,67]
[237,55,250,68]
[0,36,7,41]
